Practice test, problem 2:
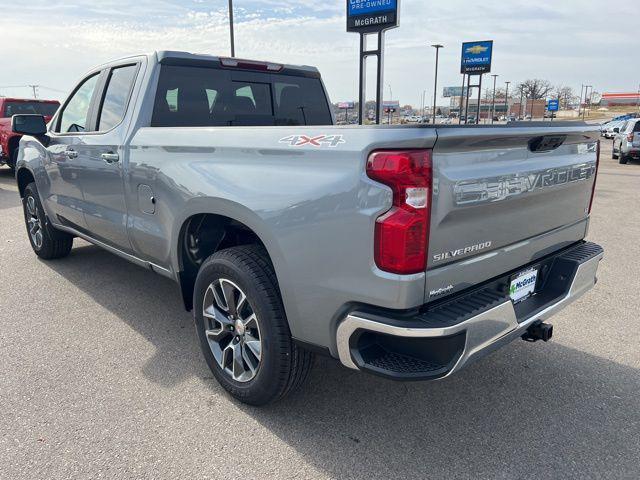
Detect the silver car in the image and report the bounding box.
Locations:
[612,119,640,164]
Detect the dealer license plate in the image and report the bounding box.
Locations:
[509,268,539,303]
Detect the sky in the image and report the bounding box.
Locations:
[0,0,636,107]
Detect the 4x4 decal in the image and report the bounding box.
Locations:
[279,135,345,148]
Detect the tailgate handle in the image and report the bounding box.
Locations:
[528,135,566,153]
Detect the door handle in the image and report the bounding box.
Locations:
[64,149,78,159]
[101,152,120,164]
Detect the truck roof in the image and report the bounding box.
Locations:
[0,97,60,104]
[155,51,322,79]
[91,51,322,79]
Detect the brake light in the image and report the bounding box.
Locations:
[220,57,283,72]
[627,132,635,143]
[588,141,600,214]
[366,150,432,274]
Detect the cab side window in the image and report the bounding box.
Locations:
[97,64,138,131]
[56,73,100,133]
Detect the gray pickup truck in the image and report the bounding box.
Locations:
[12,52,603,405]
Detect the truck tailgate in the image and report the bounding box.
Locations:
[425,124,599,302]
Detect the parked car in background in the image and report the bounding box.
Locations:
[0,98,60,172]
[612,119,640,164]
[603,121,624,139]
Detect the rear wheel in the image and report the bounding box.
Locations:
[612,142,619,159]
[193,245,314,405]
[619,150,629,164]
[22,183,74,259]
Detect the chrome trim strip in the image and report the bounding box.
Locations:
[52,222,175,279]
[337,252,603,374]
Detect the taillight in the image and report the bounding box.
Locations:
[366,150,432,274]
[627,133,635,143]
[588,141,600,214]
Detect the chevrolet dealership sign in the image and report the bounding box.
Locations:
[347,0,399,33]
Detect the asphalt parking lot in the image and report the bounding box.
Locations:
[1,139,639,479]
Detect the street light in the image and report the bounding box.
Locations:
[490,74,498,124]
[431,44,444,125]
[583,85,592,120]
[228,0,235,57]
[421,89,427,118]
[504,81,511,119]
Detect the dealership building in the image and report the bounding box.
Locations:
[600,93,640,107]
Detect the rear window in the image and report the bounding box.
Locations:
[151,65,332,127]
[634,121,640,133]
[4,101,59,117]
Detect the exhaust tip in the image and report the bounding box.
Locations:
[522,321,553,343]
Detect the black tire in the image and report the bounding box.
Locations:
[7,146,18,174]
[193,245,314,406]
[619,151,629,164]
[22,182,73,259]
[612,142,619,159]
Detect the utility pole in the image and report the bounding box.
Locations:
[579,84,585,118]
[519,89,524,119]
[431,44,443,125]
[490,74,498,124]
[421,89,427,118]
[583,85,592,120]
[504,81,511,119]
[28,85,39,99]
[228,0,235,57]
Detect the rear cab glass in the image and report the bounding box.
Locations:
[151,64,332,127]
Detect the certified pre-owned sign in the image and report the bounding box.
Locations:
[347,0,399,33]
[460,40,494,74]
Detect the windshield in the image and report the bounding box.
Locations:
[4,101,59,117]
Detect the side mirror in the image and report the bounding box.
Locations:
[613,127,620,133]
[11,114,47,136]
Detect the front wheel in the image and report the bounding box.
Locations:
[612,143,619,159]
[193,245,314,405]
[22,183,74,259]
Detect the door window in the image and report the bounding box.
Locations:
[57,73,100,133]
[97,64,138,131]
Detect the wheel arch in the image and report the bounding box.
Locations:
[171,199,291,316]
[16,167,36,198]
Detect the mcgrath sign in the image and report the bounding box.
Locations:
[461,40,493,74]
[347,0,399,33]
[547,99,560,112]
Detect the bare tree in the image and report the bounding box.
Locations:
[516,79,554,101]
[553,85,577,109]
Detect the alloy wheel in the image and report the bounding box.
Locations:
[202,278,262,383]
[26,195,43,249]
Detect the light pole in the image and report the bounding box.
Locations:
[387,84,393,124]
[490,74,498,124]
[228,0,235,57]
[583,85,592,120]
[504,81,511,119]
[421,90,427,118]
[579,84,585,117]
[431,44,443,125]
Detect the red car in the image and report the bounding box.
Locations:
[0,97,60,172]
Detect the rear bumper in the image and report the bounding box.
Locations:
[336,241,604,380]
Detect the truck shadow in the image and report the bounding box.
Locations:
[43,243,640,479]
